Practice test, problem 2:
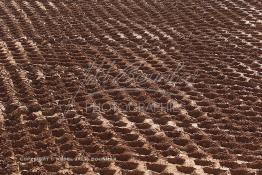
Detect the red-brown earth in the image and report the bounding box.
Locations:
[0,0,261,174]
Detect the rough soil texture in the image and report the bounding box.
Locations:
[0,0,262,174]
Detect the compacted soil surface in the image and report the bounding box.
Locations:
[0,0,261,174]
